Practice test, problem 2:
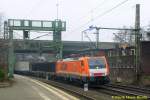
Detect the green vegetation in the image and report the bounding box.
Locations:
[140,75,150,86]
[0,68,5,81]
[143,75,150,80]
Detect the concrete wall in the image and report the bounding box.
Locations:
[15,61,29,71]
[109,68,136,84]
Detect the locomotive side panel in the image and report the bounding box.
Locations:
[56,61,63,76]
[56,60,82,79]
[56,56,110,84]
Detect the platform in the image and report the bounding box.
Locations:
[0,75,79,100]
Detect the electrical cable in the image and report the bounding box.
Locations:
[69,0,130,34]
[13,31,23,39]
[25,0,44,18]
[31,32,52,40]
[62,0,109,39]
[92,0,130,22]
[83,32,97,49]
[71,0,109,24]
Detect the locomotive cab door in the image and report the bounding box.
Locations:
[80,60,88,82]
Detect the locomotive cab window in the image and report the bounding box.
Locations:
[88,58,106,69]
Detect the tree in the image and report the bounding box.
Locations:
[145,23,150,41]
[139,23,150,41]
[113,26,135,46]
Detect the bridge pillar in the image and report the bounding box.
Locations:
[8,29,14,78]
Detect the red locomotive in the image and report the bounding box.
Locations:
[56,56,110,84]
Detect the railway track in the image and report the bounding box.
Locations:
[106,84,150,94]
[25,75,150,100]
[95,84,150,99]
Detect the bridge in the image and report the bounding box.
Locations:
[0,39,117,61]
[12,39,116,53]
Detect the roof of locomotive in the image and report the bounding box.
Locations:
[57,56,106,62]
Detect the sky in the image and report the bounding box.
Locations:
[0,0,150,42]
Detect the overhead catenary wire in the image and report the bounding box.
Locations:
[13,31,23,39]
[31,32,52,40]
[62,0,109,39]
[25,0,65,19]
[68,0,130,34]
[83,31,97,49]
[70,0,109,24]
[92,0,130,22]
[25,0,44,18]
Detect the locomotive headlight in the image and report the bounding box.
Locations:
[101,73,106,76]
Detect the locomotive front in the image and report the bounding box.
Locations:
[87,56,110,84]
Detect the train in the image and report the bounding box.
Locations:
[15,56,110,85]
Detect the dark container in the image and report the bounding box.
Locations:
[31,62,56,72]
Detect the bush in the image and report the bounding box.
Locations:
[0,68,5,81]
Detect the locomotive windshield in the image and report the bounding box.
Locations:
[88,58,105,69]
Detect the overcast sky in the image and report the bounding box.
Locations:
[0,0,150,42]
